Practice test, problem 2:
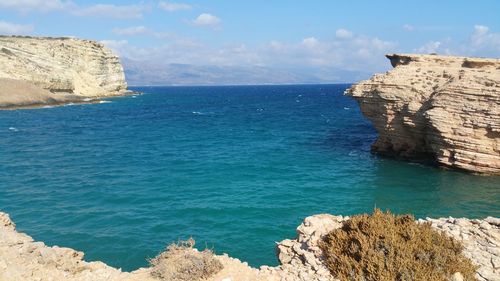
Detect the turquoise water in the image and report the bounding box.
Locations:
[0,84,499,271]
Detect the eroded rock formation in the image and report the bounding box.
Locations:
[0,212,262,281]
[0,36,128,109]
[1,211,498,281]
[346,54,500,174]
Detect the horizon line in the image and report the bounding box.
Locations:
[127,82,355,87]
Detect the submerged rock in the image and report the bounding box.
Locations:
[346,54,500,174]
[0,36,129,109]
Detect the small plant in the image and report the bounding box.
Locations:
[319,209,478,281]
[149,238,223,281]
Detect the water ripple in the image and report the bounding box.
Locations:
[0,84,498,271]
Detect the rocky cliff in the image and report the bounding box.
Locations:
[1,211,498,281]
[346,54,500,174]
[0,36,128,108]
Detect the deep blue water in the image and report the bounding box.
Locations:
[0,84,499,271]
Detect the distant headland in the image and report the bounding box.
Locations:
[0,36,130,109]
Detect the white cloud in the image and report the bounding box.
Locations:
[100,29,398,85]
[192,13,221,27]
[335,28,353,39]
[72,4,147,19]
[414,25,500,57]
[403,24,414,31]
[473,25,489,36]
[0,21,34,35]
[113,26,149,36]
[301,37,319,48]
[158,1,192,12]
[269,34,396,70]
[100,40,129,56]
[111,26,177,40]
[369,37,394,50]
[415,41,442,54]
[106,31,395,72]
[0,1,150,19]
[469,25,500,55]
[0,0,71,13]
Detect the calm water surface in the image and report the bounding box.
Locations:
[0,84,499,271]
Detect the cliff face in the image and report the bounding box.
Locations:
[1,211,498,281]
[0,36,128,108]
[346,54,500,174]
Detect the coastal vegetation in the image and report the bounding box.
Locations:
[149,239,223,281]
[319,209,478,281]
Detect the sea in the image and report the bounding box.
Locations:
[1,84,499,271]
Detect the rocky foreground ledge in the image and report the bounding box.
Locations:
[346,54,500,175]
[0,36,129,109]
[1,212,498,281]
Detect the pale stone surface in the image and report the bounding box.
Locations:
[346,54,500,174]
[269,214,500,281]
[0,213,143,281]
[451,272,464,281]
[0,212,267,281]
[263,214,345,281]
[426,217,500,281]
[0,36,129,109]
[0,78,85,108]
[1,211,498,280]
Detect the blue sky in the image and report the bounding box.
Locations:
[1,0,499,85]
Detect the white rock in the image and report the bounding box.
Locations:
[485,217,500,226]
[0,36,128,109]
[450,272,464,281]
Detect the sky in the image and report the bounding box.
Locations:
[0,0,499,85]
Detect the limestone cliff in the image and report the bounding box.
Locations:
[346,54,500,174]
[0,36,128,108]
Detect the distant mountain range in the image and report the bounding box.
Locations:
[122,58,372,86]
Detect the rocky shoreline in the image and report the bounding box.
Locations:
[346,54,500,175]
[1,211,498,281]
[0,36,129,110]
[0,78,137,110]
[1,40,499,280]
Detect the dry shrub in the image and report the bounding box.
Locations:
[319,209,478,281]
[149,238,223,281]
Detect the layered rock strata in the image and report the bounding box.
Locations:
[346,54,500,174]
[0,36,128,109]
[1,211,498,281]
